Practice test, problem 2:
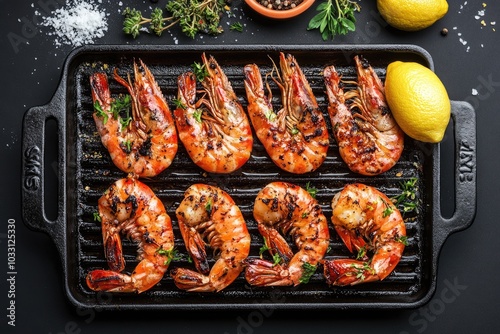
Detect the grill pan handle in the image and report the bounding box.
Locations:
[435,101,476,244]
[22,86,66,247]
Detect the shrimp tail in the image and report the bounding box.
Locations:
[243,64,269,102]
[322,259,379,286]
[170,267,211,291]
[258,224,294,263]
[334,226,366,254]
[322,259,380,286]
[178,222,210,275]
[104,232,125,272]
[90,73,112,110]
[244,258,293,286]
[86,269,135,292]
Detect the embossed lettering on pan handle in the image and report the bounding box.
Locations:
[22,93,66,245]
[437,101,477,240]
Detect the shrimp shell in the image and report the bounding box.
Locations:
[170,184,251,292]
[90,60,178,177]
[245,182,330,286]
[323,56,404,175]
[173,54,253,174]
[86,176,175,293]
[244,53,329,174]
[322,183,407,286]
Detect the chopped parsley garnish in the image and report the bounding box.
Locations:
[157,247,182,265]
[193,109,203,123]
[93,100,108,124]
[305,182,318,199]
[93,212,101,222]
[191,61,209,82]
[299,262,317,284]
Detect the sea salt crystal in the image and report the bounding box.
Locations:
[42,1,108,48]
[472,88,478,96]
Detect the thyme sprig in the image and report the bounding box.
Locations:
[392,177,420,214]
[123,1,230,39]
[307,0,360,41]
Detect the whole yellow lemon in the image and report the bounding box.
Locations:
[385,61,451,143]
[377,0,449,31]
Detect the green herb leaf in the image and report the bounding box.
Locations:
[395,235,409,246]
[111,94,132,130]
[264,108,276,122]
[173,98,187,110]
[93,212,101,222]
[230,22,243,32]
[191,62,209,82]
[299,262,317,284]
[93,100,108,124]
[122,140,132,153]
[205,199,213,213]
[122,7,144,38]
[356,246,366,260]
[307,0,360,41]
[272,253,282,266]
[157,247,182,265]
[380,196,394,218]
[259,237,270,258]
[193,109,203,123]
[391,177,420,214]
[350,262,374,281]
[305,182,317,199]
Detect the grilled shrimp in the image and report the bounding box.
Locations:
[323,56,404,175]
[322,183,406,286]
[90,60,178,178]
[86,176,175,293]
[173,53,253,174]
[245,182,330,286]
[170,184,251,292]
[244,53,329,174]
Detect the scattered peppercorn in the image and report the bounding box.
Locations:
[441,28,448,36]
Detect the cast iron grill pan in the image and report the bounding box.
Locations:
[22,45,476,310]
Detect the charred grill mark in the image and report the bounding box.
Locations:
[138,136,152,157]
[125,195,138,218]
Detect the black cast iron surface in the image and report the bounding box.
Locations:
[2,0,497,333]
[21,45,475,310]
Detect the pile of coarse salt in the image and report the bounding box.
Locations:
[42,1,108,47]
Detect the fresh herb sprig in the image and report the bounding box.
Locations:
[167,0,227,38]
[123,1,230,39]
[392,177,420,214]
[305,182,318,199]
[122,7,178,38]
[307,0,361,41]
[299,262,317,284]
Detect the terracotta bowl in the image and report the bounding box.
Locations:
[244,0,316,19]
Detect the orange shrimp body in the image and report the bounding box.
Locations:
[322,183,406,286]
[86,176,175,293]
[170,184,251,292]
[174,54,253,174]
[244,53,329,174]
[90,60,178,178]
[245,182,330,286]
[323,56,404,176]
